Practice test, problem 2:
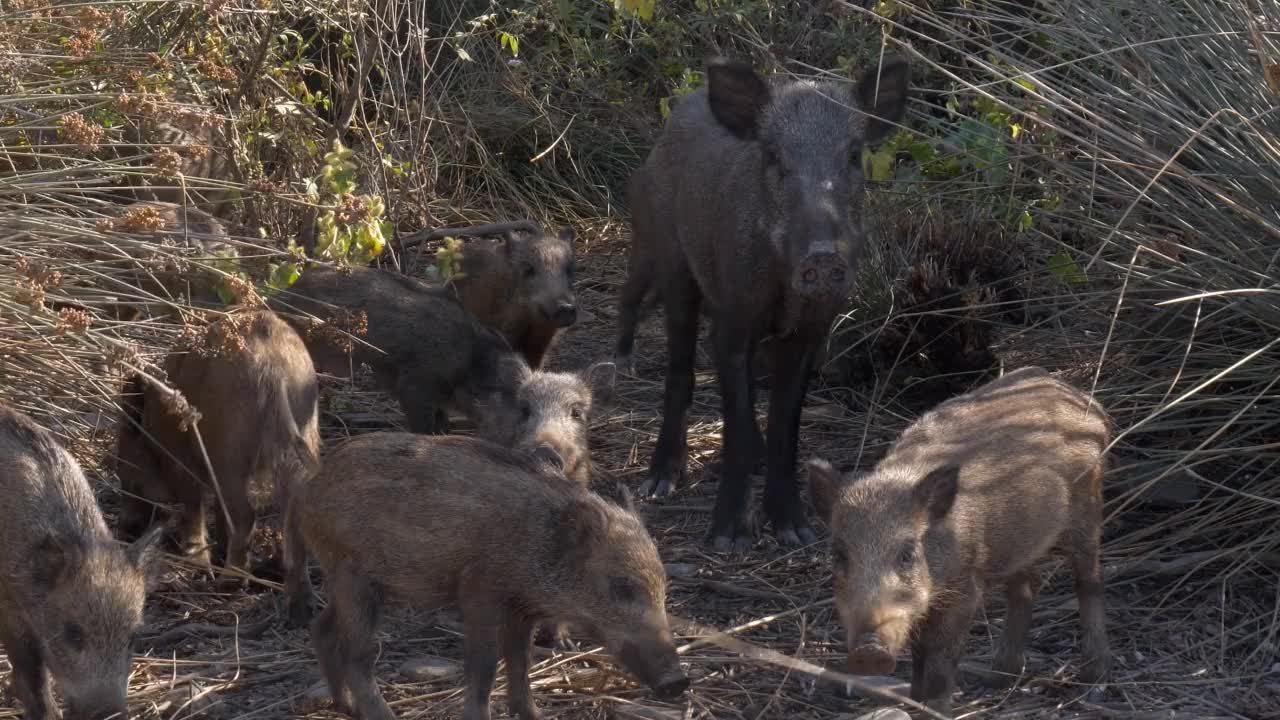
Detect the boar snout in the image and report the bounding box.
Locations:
[793,251,852,301]
[65,690,128,720]
[531,442,565,470]
[846,630,899,675]
[618,640,689,699]
[547,300,578,328]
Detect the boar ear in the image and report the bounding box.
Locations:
[554,497,609,562]
[855,55,911,145]
[29,534,81,593]
[806,458,841,525]
[707,57,770,141]
[913,465,960,523]
[557,225,576,253]
[127,524,166,592]
[584,361,617,410]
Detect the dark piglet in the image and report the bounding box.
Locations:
[407,221,580,370]
[283,434,688,720]
[266,263,517,434]
[629,55,910,551]
[113,309,321,579]
[0,403,164,720]
[808,367,1113,716]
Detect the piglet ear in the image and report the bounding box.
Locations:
[584,361,617,410]
[126,524,167,593]
[553,497,610,564]
[707,57,770,141]
[806,458,840,526]
[30,534,80,593]
[912,465,960,523]
[616,483,639,516]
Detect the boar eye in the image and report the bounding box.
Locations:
[63,622,85,650]
[849,142,864,168]
[897,542,918,570]
[609,576,639,604]
[522,265,537,280]
[831,545,850,574]
[519,402,533,422]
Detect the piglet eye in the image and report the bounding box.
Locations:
[519,402,533,421]
[570,405,585,421]
[897,542,918,570]
[831,545,850,574]
[522,265,537,279]
[63,622,85,650]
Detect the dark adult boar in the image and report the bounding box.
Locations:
[0,403,164,720]
[807,367,1113,716]
[113,310,321,578]
[283,434,688,720]
[630,56,910,552]
[266,263,517,434]
[408,221,579,370]
[475,356,616,488]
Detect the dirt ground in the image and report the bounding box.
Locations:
[53,225,1277,720]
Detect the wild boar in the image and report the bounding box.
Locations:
[282,433,689,720]
[406,220,579,370]
[807,366,1113,716]
[113,309,321,579]
[0,403,164,720]
[627,55,910,552]
[266,263,519,434]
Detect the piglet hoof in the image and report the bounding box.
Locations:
[979,668,1020,690]
[774,525,818,548]
[614,353,637,377]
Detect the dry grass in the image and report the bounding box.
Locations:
[2,0,1280,718]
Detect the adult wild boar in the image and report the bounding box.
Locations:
[629,55,910,552]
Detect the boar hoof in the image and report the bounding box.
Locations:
[980,668,1020,690]
[708,533,753,555]
[286,598,315,629]
[614,353,637,377]
[774,525,818,547]
[639,470,680,499]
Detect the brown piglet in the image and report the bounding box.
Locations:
[113,309,321,580]
[0,403,164,720]
[407,221,579,371]
[283,433,689,720]
[808,366,1112,716]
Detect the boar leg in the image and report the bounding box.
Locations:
[502,614,541,720]
[217,474,258,577]
[1,625,60,720]
[702,330,766,484]
[460,599,503,720]
[639,270,701,499]
[912,587,980,717]
[395,374,447,435]
[759,334,820,547]
[988,568,1040,687]
[318,561,393,720]
[708,321,761,553]
[174,474,211,567]
[1071,483,1111,685]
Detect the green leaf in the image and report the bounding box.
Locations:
[498,31,519,57]
[1047,252,1087,285]
[907,141,936,164]
[455,45,473,62]
[867,148,895,182]
[1014,76,1036,92]
[1017,210,1033,233]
